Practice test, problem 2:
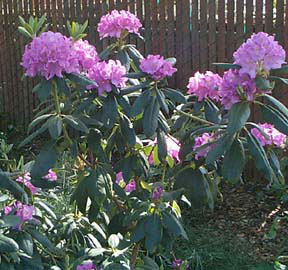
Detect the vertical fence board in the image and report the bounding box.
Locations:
[265,0,273,33]
[144,1,152,54]
[200,0,208,71]
[151,0,159,54]
[182,0,191,82]
[109,0,115,10]
[276,0,284,45]
[136,0,144,54]
[158,0,167,57]
[176,0,183,86]
[227,0,235,61]
[245,0,253,38]
[208,0,216,71]
[236,0,244,49]
[217,0,225,68]
[192,0,199,72]
[255,0,263,32]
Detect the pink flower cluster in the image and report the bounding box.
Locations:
[115,172,136,193]
[97,10,142,39]
[187,71,222,101]
[251,123,286,148]
[218,70,259,110]
[72,39,99,71]
[22,31,80,80]
[87,60,127,95]
[16,170,57,195]
[4,202,35,230]
[140,55,177,80]
[152,186,163,200]
[233,32,286,78]
[193,132,215,160]
[148,135,180,164]
[76,262,97,270]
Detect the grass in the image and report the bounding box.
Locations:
[174,211,274,270]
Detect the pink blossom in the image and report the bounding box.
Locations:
[16,172,38,194]
[187,71,222,101]
[124,180,137,192]
[4,201,34,230]
[116,172,123,184]
[251,123,286,148]
[219,69,260,110]
[148,135,180,164]
[87,60,127,95]
[152,186,163,200]
[76,262,97,270]
[193,133,215,160]
[140,55,177,80]
[21,31,80,80]
[98,10,142,39]
[72,39,99,71]
[43,169,57,181]
[233,32,286,78]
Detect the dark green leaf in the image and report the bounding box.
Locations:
[255,77,275,90]
[157,129,167,162]
[101,95,118,129]
[130,218,146,243]
[227,102,250,134]
[269,150,283,178]
[66,73,97,87]
[156,90,169,114]
[98,44,117,60]
[162,211,188,239]
[120,115,136,146]
[205,133,235,164]
[205,101,221,124]
[247,132,274,182]
[163,88,187,104]
[63,115,89,133]
[27,114,53,133]
[0,234,19,253]
[16,232,33,256]
[121,81,150,95]
[131,90,151,117]
[32,80,52,102]
[48,116,62,139]
[262,94,288,119]
[271,65,288,73]
[124,72,147,79]
[116,49,130,71]
[30,230,59,253]
[143,95,160,137]
[269,76,288,85]
[0,216,21,228]
[144,215,162,253]
[222,138,245,182]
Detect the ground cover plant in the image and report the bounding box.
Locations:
[1,10,288,270]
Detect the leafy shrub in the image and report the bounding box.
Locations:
[1,11,288,270]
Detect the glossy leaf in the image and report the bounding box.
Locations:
[143,95,160,137]
[227,102,250,134]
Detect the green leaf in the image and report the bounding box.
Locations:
[88,129,108,162]
[121,81,150,95]
[0,216,21,228]
[98,44,117,60]
[163,88,187,104]
[174,168,212,208]
[27,114,53,134]
[222,138,245,182]
[156,90,169,114]
[32,80,52,102]
[165,57,176,65]
[31,143,58,178]
[162,211,188,240]
[157,129,167,162]
[260,104,288,135]
[0,234,19,253]
[269,150,283,178]
[205,101,221,124]
[16,232,34,256]
[36,200,57,220]
[247,132,274,182]
[271,64,288,73]
[0,172,28,203]
[30,230,59,253]
[120,115,136,146]
[124,72,147,79]
[205,133,235,164]
[18,26,33,38]
[227,102,250,134]
[131,90,151,117]
[213,63,241,69]
[262,94,288,119]
[143,95,160,137]
[63,115,89,133]
[144,215,162,253]
[116,49,130,71]
[143,257,160,270]
[101,95,118,129]
[126,45,144,68]
[269,76,288,85]
[130,218,146,243]
[66,73,97,87]
[255,76,275,90]
[47,116,62,139]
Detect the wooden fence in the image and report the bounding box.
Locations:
[1,0,288,125]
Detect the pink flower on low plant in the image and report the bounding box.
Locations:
[97,10,142,39]
[125,180,137,192]
[116,172,123,184]
[193,132,215,160]
[219,69,260,110]
[148,135,180,164]
[16,172,38,194]
[251,123,286,148]
[43,169,57,181]
[72,39,99,71]
[76,262,97,270]
[187,71,222,101]
[21,31,80,80]
[140,55,177,80]
[233,32,286,78]
[152,186,163,200]
[4,201,35,230]
[87,60,127,95]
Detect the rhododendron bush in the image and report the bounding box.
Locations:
[1,11,288,270]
